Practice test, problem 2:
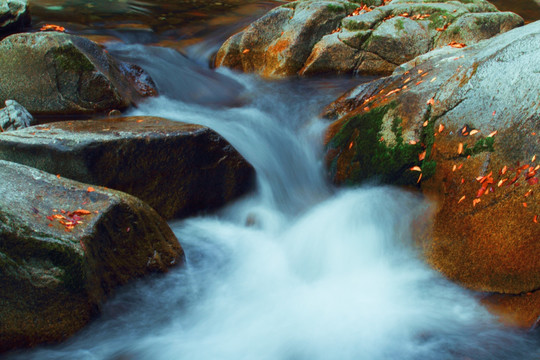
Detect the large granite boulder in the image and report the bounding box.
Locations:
[215,0,523,78]
[0,32,157,116]
[0,160,183,352]
[323,21,540,301]
[0,117,255,219]
[0,0,30,36]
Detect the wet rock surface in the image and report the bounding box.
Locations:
[0,100,35,131]
[0,0,30,36]
[0,116,256,220]
[0,32,157,116]
[0,160,183,352]
[215,0,523,77]
[323,21,540,295]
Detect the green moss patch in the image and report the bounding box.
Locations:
[327,103,427,186]
[51,45,95,73]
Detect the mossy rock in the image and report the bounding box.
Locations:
[323,21,540,297]
[216,0,523,77]
[0,32,157,116]
[0,160,183,352]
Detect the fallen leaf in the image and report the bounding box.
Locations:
[409,140,417,145]
[419,151,426,161]
[448,41,466,48]
[458,195,466,203]
[56,174,61,179]
[469,129,479,135]
[473,199,481,207]
[40,24,65,32]
[532,155,537,162]
[415,80,423,86]
[87,187,95,192]
[534,215,538,223]
[72,209,91,216]
[501,165,508,175]
[423,120,429,127]
[417,173,423,183]
[452,165,457,172]
[458,143,463,155]
[430,77,437,83]
[523,202,528,207]
[497,179,507,187]
[427,98,435,106]
[487,130,498,137]
[242,49,250,54]
[410,166,422,172]
[524,190,532,197]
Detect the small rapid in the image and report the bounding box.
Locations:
[5,40,539,360]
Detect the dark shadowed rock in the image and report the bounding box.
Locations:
[0,32,157,116]
[0,116,255,219]
[0,160,183,352]
[216,0,523,77]
[0,100,35,131]
[323,21,540,296]
[0,0,30,36]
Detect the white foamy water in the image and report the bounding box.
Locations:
[6,45,538,360]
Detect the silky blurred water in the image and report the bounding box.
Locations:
[5,41,539,360]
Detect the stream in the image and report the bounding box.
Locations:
[6,1,540,359]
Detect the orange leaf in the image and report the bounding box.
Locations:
[349,142,354,149]
[72,209,91,216]
[415,80,423,86]
[40,24,65,32]
[426,98,435,106]
[458,195,466,203]
[458,143,463,155]
[419,151,426,161]
[423,120,429,127]
[417,173,423,183]
[242,49,250,54]
[473,199,481,207]
[448,41,466,48]
[452,165,457,172]
[523,202,528,207]
[497,179,507,187]
[532,155,537,162]
[410,166,422,172]
[409,140,417,145]
[524,190,532,197]
[487,130,498,137]
[534,215,538,223]
[87,187,95,193]
[469,129,479,135]
[56,174,61,179]
[501,165,508,175]
[476,187,486,198]
[438,124,444,133]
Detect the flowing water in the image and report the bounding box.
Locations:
[5,2,540,359]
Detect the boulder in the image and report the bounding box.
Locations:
[323,21,540,295]
[0,116,255,220]
[0,99,35,131]
[0,32,157,116]
[0,0,30,36]
[482,290,540,330]
[0,160,183,352]
[216,0,523,77]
